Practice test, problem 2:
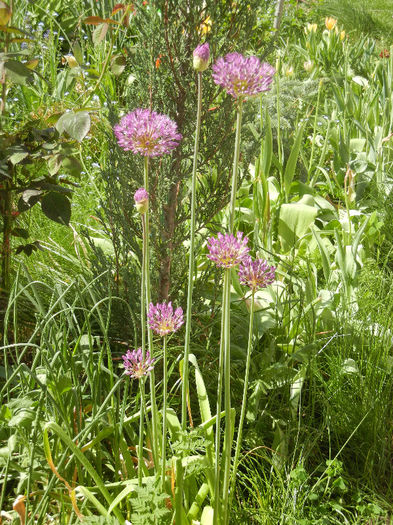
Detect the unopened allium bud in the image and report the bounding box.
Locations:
[134,187,149,214]
[193,43,210,72]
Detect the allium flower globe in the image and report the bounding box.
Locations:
[207,232,249,268]
[238,256,276,291]
[212,52,275,98]
[114,109,182,157]
[148,302,184,337]
[122,348,155,379]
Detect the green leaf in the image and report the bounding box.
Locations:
[93,23,109,45]
[4,59,33,84]
[11,227,29,239]
[41,191,71,225]
[0,2,12,26]
[56,111,91,142]
[201,505,214,525]
[61,156,82,176]
[110,54,126,76]
[278,196,318,252]
[9,150,29,165]
[72,41,83,65]
[283,123,304,200]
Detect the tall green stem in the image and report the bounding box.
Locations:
[137,213,148,486]
[161,335,168,491]
[138,379,145,486]
[213,271,229,525]
[229,98,244,233]
[143,156,159,469]
[182,72,203,430]
[222,267,232,524]
[229,290,255,505]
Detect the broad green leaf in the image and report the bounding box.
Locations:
[56,111,91,142]
[201,505,214,525]
[0,2,11,25]
[111,54,126,76]
[72,41,83,65]
[9,150,29,164]
[4,59,33,84]
[278,196,318,252]
[311,228,331,283]
[41,191,71,225]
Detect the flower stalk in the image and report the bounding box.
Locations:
[143,156,160,468]
[161,335,168,491]
[229,289,255,504]
[182,70,203,431]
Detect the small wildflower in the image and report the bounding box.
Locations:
[303,60,314,72]
[155,54,163,69]
[325,17,337,31]
[212,52,275,99]
[380,49,390,58]
[238,256,276,291]
[207,232,249,268]
[134,187,149,214]
[199,15,212,35]
[122,348,154,379]
[284,65,294,78]
[340,30,346,40]
[148,302,184,336]
[114,109,182,157]
[193,42,210,72]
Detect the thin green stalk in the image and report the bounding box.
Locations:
[229,98,244,233]
[138,379,145,486]
[138,213,148,485]
[213,272,229,525]
[229,290,255,506]
[222,268,232,524]
[143,156,160,470]
[276,58,283,174]
[161,335,168,492]
[182,71,203,431]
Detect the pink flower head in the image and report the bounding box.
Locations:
[122,348,154,379]
[114,109,182,157]
[212,52,275,98]
[148,301,184,337]
[134,187,149,214]
[207,232,249,268]
[193,42,210,72]
[238,256,276,291]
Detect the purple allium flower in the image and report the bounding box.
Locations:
[212,52,275,98]
[193,42,210,72]
[238,256,276,291]
[207,232,250,268]
[114,109,182,157]
[134,187,149,214]
[122,348,154,379]
[148,301,184,337]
